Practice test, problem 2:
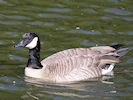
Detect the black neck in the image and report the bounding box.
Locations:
[27,41,43,69]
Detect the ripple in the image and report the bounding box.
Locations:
[101,16,112,20]
[38,13,71,19]
[0,76,24,91]
[122,17,133,21]
[5,32,18,37]
[0,14,32,20]
[124,40,133,45]
[101,15,133,22]
[81,40,97,46]
[128,31,133,35]
[68,29,101,35]
[0,21,21,25]
[30,21,55,27]
[125,58,133,64]
[9,55,26,61]
[53,3,65,7]
[55,27,65,30]
[104,8,132,16]
[105,29,113,34]
[0,40,5,45]
[47,8,71,13]
[108,0,121,3]
[0,0,7,4]
[82,8,97,14]
[0,83,17,91]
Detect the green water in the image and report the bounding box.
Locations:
[0,0,133,100]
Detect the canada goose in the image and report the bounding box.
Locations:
[15,33,129,83]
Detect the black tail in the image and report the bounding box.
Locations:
[117,48,129,57]
[110,44,123,49]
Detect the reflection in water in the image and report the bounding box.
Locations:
[24,76,116,100]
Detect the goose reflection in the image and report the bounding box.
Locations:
[23,75,116,99]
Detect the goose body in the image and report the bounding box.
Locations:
[15,33,129,83]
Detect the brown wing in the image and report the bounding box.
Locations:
[43,55,101,82]
[41,46,116,65]
[90,46,116,54]
[42,48,98,64]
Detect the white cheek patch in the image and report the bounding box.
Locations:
[26,37,38,49]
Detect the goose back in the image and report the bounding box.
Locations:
[41,46,115,65]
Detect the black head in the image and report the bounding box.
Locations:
[15,33,39,49]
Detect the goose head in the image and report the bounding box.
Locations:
[15,33,40,49]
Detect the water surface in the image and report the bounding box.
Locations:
[0,0,133,100]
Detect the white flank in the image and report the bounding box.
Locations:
[26,37,38,49]
[102,64,115,75]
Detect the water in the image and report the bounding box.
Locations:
[0,0,133,100]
